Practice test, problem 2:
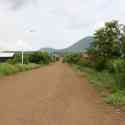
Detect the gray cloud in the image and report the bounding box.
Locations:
[0,0,36,10]
[0,0,125,50]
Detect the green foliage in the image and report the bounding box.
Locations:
[73,63,125,106]
[0,52,49,77]
[105,91,125,106]
[105,59,125,89]
[29,52,51,64]
[8,52,52,65]
[77,58,92,67]
[55,56,60,61]
[87,20,125,71]
[86,47,97,55]
[89,20,125,90]
[74,65,116,91]
[0,63,39,76]
[106,59,125,72]
[94,56,106,71]
[15,64,40,72]
[8,53,30,64]
[64,20,125,106]
[63,53,81,64]
[0,63,19,75]
[73,65,125,105]
[92,20,121,59]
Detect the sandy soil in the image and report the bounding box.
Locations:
[0,62,125,125]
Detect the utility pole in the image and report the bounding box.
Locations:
[19,28,37,65]
[22,50,24,65]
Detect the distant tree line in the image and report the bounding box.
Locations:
[8,51,53,65]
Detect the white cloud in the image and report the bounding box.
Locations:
[0,0,124,50]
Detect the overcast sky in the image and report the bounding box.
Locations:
[0,0,124,50]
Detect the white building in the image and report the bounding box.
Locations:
[0,52,15,62]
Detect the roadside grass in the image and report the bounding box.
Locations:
[0,63,40,76]
[105,91,125,106]
[73,64,125,106]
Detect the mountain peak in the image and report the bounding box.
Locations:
[59,36,93,53]
[39,36,93,53]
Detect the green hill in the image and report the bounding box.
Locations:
[39,36,93,54]
[59,36,93,53]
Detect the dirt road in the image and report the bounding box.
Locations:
[0,62,125,125]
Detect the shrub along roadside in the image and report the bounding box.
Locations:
[63,20,125,106]
[63,53,125,106]
[0,51,54,77]
[73,64,125,106]
[8,52,53,65]
[0,63,40,76]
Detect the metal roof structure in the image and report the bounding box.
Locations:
[0,52,15,58]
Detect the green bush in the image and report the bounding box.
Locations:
[0,63,19,76]
[8,52,52,65]
[15,64,39,72]
[75,65,117,92]
[105,91,125,106]
[55,56,60,61]
[106,59,125,72]
[0,63,40,76]
[77,58,92,67]
[106,59,125,89]
[73,64,125,106]
[29,52,51,64]
[63,54,81,64]
[8,53,30,64]
[93,56,106,71]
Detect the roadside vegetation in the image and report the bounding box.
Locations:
[63,20,125,106]
[0,63,40,76]
[0,51,53,77]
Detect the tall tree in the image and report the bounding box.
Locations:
[92,20,122,60]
